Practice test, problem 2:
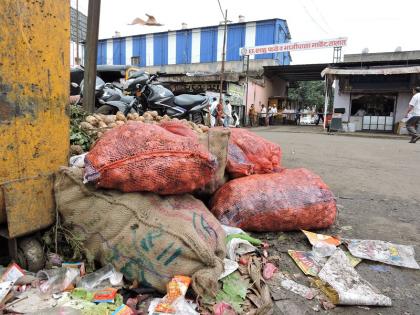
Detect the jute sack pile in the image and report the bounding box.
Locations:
[54,167,226,296]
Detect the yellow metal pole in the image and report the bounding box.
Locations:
[0,0,69,237]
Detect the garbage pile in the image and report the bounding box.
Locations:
[2,115,418,314]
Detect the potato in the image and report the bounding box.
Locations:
[115,120,125,126]
[98,121,108,129]
[97,113,106,120]
[116,112,126,122]
[163,115,170,120]
[149,111,158,118]
[108,122,117,128]
[132,113,140,120]
[93,114,102,121]
[200,125,210,132]
[80,121,94,130]
[127,113,135,121]
[155,115,163,121]
[143,112,152,119]
[85,115,98,126]
[103,115,116,124]
[137,116,145,122]
[97,131,103,138]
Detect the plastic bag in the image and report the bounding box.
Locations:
[226,128,281,178]
[318,249,392,306]
[84,122,216,194]
[210,169,337,232]
[77,264,123,290]
[345,239,420,269]
[148,276,198,315]
[226,238,256,260]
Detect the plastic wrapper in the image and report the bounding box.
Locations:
[226,238,256,260]
[318,249,392,306]
[69,153,87,168]
[77,264,123,290]
[84,122,216,194]
[26,306,82,315]
[149,276,198,315]
[280,277,317,300]
[345,239,420,269]
[226,128,281,178]
[219,259,239,280]
[210,169,337,232]
[37,267,79,297]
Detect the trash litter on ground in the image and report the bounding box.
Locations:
[302,230,341,246]
[318,249,392,306]
[226,238,257,260]
[148,276,199,315]
[210,169,337,231]
[279,276,318,300]
[288,250,322,277]
[219,259,239,280]
[344,239,420,269]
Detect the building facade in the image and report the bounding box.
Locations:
[327,51,420,133]
[96,18,291,69]
[70,6,87,66]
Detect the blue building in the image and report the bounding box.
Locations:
[97,18,291,67]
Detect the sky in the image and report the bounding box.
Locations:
[72,0,420,64]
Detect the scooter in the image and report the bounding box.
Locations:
[128,72,209,123]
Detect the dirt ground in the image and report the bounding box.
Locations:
[251,126,420,315]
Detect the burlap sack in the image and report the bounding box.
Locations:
[197,128,230,195]
[54,167,226,296]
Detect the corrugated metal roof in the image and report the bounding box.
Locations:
[98,18,289,42]
[321,65,420,77]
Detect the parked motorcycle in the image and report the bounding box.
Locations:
[126,72,209,124]
[75,76,138,115]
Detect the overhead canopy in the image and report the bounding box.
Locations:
[321,65,420,77]
[264,63,329,81]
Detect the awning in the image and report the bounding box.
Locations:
[321,66,420,77]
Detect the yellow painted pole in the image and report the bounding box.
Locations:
[0,0,69,237]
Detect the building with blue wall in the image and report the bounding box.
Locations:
[97,18,291,68]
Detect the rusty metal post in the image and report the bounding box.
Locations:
[83,0,101,113]
[0,0,69,238]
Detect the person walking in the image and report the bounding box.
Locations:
[406,86,420,143]
[248,104,256,127]
[209,97,218,127]
[223,99,232,127]
[269,105,277,125]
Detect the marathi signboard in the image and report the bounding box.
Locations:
[240,37,347,56]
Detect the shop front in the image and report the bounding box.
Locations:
[324,65,420,133]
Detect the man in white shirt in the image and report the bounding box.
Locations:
[406,87,420,143]
[260,104,267,126]
[209,97,218,127]
[223,100,232,127]
[269,105,277,125]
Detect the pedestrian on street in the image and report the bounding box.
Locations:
[295,108,302,125]
[269,105,277,125]
[406,86,420,143]
[248,104,257,127]
[260,104,267,126]
[209,97,218,127]
[223,99,232,127]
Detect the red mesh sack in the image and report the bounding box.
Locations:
[159,120,197,138]
[210,168,337,232]
[84,121,217,194]
[226,128,281,178]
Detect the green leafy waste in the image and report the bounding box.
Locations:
[215,272,250,312]
[70,104,93,151]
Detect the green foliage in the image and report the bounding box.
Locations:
[288,81,325,111]
[69,105,92,151]
[215,272,250,312]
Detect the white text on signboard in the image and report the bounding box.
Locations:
[240,37,347,56]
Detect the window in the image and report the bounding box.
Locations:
[131,56,140,65]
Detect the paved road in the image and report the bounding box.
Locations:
[251,126,420,315]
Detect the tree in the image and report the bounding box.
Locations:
[288,81,325,111]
